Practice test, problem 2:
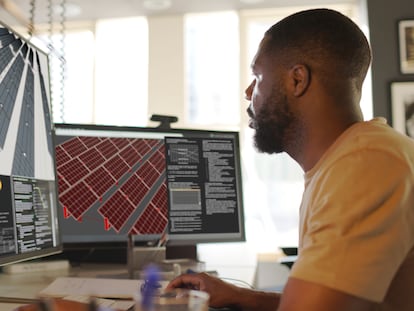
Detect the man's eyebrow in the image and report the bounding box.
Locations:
[250,61,257,73]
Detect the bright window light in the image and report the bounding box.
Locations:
[185,12,240,126]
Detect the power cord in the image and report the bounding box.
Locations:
[219,277,254,289]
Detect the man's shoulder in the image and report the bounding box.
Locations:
[336,118,414,161]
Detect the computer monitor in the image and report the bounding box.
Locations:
[0,22,61,265]
[54,123,245,254]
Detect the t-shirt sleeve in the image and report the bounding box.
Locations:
[290,150,414,302]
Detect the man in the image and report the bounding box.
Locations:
[167,8,414,311]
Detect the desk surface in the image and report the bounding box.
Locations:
[0,263,131,310]
[0,263,239,311]
[0,264,243,311]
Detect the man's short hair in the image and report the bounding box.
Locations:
[264,8,371,83]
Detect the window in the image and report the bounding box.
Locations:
[43,17,148,126]
[94,18,148,126]
[48,30,94,123]
[185,12,240,126]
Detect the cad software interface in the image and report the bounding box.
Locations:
[55,125,244,244]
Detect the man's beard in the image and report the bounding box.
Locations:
[252,92,296,154]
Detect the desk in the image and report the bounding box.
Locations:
[0,302,22,311]
[0,263,130,310]
[0,263,240,311]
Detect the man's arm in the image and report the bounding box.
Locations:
[167,272,378,311]
[230,287,280,311]
[278,277,377,311]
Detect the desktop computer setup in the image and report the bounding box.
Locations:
[0,19,246,284]
[53,122,246,278]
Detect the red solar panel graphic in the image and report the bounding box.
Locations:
[119,174,149,207]
[79,147,106,171]
[56,136,168,235]
[55,145,71,167]
[57,172,70,194]
[60,181,97,220]
[99,191,136,232]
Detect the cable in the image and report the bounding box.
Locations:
[58,0,66,122]
[28,0,35,36]
[46,0,57,122]
[220,277,254,289]
[27,0,66,123]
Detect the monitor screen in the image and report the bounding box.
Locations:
[0,22,61,265]
[54,123,245,248]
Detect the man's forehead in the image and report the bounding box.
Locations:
[251,36,271,69]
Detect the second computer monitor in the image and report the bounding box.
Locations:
[0,22,61,265]
[54,123,245,247]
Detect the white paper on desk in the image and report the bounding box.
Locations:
[39,277,142,299]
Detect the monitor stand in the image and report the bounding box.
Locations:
[127,234,134,279]
[165,245,197,261]
[126,235,199,279]
[126,235,166,279]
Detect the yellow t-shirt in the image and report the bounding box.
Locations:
[290,118,414,310]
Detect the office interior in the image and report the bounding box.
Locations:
[0,0,413,308]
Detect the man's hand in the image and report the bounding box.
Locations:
[167,272,242,308]
[167,272,281,311]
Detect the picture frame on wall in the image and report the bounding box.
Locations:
[399,20,414,74]
[390,81,414,138]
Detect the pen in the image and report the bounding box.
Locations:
[141,265,161,311]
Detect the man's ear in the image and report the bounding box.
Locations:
[289,64,310,97]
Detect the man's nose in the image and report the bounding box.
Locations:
[244,80,255,100]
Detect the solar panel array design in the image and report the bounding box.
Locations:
[55,135,168,236]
